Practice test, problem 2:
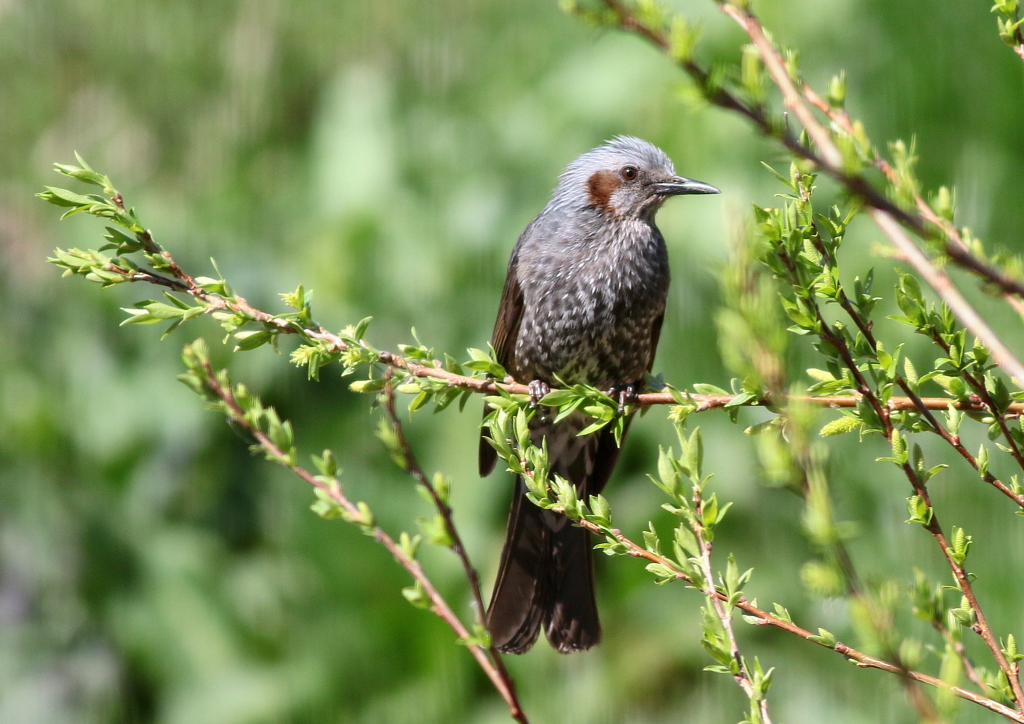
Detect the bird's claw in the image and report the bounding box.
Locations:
[607,382,642,416]
[528,380,551,409]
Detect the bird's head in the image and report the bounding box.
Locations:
[554,136,719,220]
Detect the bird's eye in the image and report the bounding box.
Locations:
[621,166,638,181]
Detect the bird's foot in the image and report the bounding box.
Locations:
[607,382,642,416]
[527,379,551,409]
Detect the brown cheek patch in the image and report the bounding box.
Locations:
[586,170,620,211]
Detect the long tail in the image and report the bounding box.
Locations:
[486,417,630,654]
[486,477,600,653]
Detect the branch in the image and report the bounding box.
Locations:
[721,2,1024,388]
[485,401,1017,720]
[691,486,775,723]
[592,0,1024,386]
[180,343,529,723]
[580,517,1023,721]
[922,326,1024,477]
[812,255,1024,708]
[378,375,524,716]
[745,166,1024,708]
[670,9,1024,693]
[803,222,1024,508]
[872,210,1024,387]
[51,236,1024,418]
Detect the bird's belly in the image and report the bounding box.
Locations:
[515,292,661,389]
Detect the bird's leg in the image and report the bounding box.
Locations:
[527,379,551,408]
[607,381,642,416]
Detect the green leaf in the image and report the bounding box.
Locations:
[349,378,387,394]
[312,449,338,477]
[946,526,972,566]
[685,427,703,482]
[903,356,919,389]
[353,316,373,341]
[125,301,188,323]
[645,562,679,584]
[120,307,160,325]
[891,428,908,465]
[401,581,431,609]
[977,445,990,478]
[588,494,611,526]
[538,389,577,407]
[807,628,837,648]
[310,485,345,519]
[760,161,795,190]
[905,495,933,526]
[772,603,792,623]
[39,186,95,207]
[234,329,272,351]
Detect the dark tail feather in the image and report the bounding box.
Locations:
[488,421,628,654]
[487,477,550,654]
[487,480,601,654]
[546,521,601,652]
[480,405,497,477]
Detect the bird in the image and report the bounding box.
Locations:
[479,136,720,654]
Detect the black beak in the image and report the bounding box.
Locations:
[652,175,721,196]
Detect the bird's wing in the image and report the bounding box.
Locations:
[490,255,525,375]
[479,223,532,477]
[647,309,664,372]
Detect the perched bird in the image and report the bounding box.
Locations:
[480,136,720,653]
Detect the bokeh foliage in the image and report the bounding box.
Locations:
[2,0,1024,722]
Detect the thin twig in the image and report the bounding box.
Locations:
[872,210,1024,386]
[805,226,1024,507]
[721,4,840,170]
[924,327,1024,476]
[904,455,1024,709]
[378,374,523,715]
[790,429,941,719]
[722,1,1024,310]
[566,515,1024,722]
[749,146,1024,707]
[691,486,775,723]
[933,617,990,696]
[799,83,1024,317]
[102,259,1024,415]
[200,361,529,723]
[717,2,1024,388]
[597,0,1024,381]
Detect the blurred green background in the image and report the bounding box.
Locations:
[2,1,1024,722]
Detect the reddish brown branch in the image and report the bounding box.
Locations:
[805,226,1024,508]
[201,363,529,723]
[691,484,775,721]
[569,517,1024,722]
[379,374,522,713]
[719,0,1024,387]
[905,458,1024,709]
[105,259,1024,416]
[596,0,1024,381]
